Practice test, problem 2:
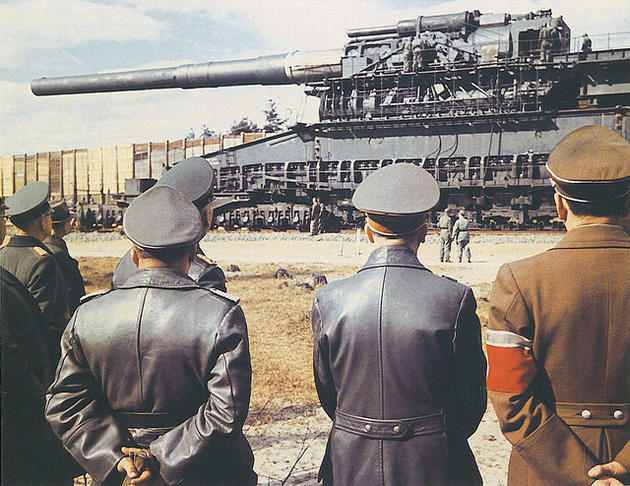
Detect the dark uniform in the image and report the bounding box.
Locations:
[44,201,86,313]
[1,194,54,485]
[0,193,78,485]
[46,185,256,485]
[312,164,486,485]
[487,126,630,485]
[0,181,69,365]
[111,157,226,291]
[1,267,56,485]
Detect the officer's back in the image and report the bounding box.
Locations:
[46,186,256,486]
[312,164,486,486]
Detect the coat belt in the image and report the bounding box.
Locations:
[555,402,630,427]
[334,409,444,440]
[116,411,192,429]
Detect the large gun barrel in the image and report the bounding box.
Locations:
[346,11,480,38]
[31,49,341,96]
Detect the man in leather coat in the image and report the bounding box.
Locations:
[111,157,226,292]
[45,185,256,485]
[312,163,487,486]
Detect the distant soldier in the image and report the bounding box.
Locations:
[311,196,322,235]
[487,126,630,485]
[538,22,553,62]
[112,157,227,291]
[44,201,86,314]
[412,34,424,70]
[46,185,257,486]
[452,209,471,263]
[313,164,486,485]
[0,181,70,364]
[403,36,413,72]
[438,209,454,262]
[581,33,593,58]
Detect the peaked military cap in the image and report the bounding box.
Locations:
[353,163,440,236]
[123,185,204,250]
[547,125,630,203]
[5,181,50,222]
[50,200,74,224]
[155,157,215,208]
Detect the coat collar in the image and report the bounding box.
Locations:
[119,267,201,290]
[6,235,52,254]
[44,234,67,250]
[358,245,428,273]
[551,224,630,250]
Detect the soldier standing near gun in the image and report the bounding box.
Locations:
[403,36,413,72]
[311,196,323,235]
[412,33,424,71]
[46,185,257,486]
[539,22,553,62]
[438,209,454,262]
[487,126,630,486]
[452,209,471,263]
[312,163,486,485]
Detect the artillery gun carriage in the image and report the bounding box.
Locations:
[32,9,630,230]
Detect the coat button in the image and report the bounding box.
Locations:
[393,425,401,434]
[614,410,624,420]
[581,409,592,419]
[364,424,371,433]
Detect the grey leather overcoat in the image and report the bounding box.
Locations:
[45,268,256,486]
[312,246,486,486]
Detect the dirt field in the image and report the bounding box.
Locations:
[71,233,561,485]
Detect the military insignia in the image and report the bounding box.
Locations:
[440,274,458,282]
[32,246,48,257]
[207,287,240,304]
[79,289,110,305]
[196,254,216,265]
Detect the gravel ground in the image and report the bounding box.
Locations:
[248,404,510,486]
[65,229,564,246]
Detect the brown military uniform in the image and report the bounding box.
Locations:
[487,125,630,485]
[488,224,630,485]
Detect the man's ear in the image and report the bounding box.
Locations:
[554,193,568,221]
[365,223,374,243]
[131,247,140,268]
[417,221,428,244]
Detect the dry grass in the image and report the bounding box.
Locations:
[77,257,118,294]
[76,258,490,425]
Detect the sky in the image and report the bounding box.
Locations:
[1,0,629,155]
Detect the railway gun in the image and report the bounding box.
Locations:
[31,9,630,230]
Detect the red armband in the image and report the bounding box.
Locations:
[486,329,537,394]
